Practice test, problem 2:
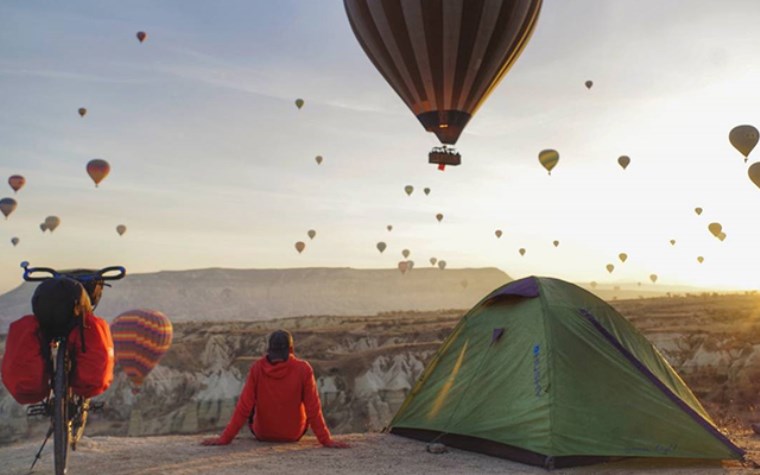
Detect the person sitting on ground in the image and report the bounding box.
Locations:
[201,329,349,448]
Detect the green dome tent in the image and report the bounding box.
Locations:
[389,276,744,468]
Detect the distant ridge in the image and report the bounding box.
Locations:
[0,267,511,333]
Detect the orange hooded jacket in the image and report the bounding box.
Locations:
[219,352,332,445]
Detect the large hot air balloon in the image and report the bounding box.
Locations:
[295,241,306,254]
[606,264,614,274]
[78,107,87,117]
[86,159,110,187]
[315,155,323,165]
[45,216,60,232]
[344,0,542,169]
[111,309,172,393]
[404,185,414,196]
[618,155,630,170]
[437,260,447,270]
[729,125,758,162]
[377,242,387,253]
[136,31,147,43]
[708,222,722,237]
[307,229,316,240]
[429,257,437,266]
[295,98,304,110]
[619,253,628,263]
[402,249,410,259]
[8,175,25,193]
[748,162,760,190]
[435,213,443,223]
[694,207,703,216]
[116,224,127,236]
[11,237,19,247]
[538,149,559,175]
[495,229,502,239]
[0,198,17,219]
[585,80,593,90]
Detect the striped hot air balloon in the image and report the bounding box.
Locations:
[111,309,173,394]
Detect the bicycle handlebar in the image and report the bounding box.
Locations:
[21,262,127,282]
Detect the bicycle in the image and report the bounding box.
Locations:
[21,261,126,475]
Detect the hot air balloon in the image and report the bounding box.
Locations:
[315,155,323,165]
[8,175,24,193]
[78,107,87,117]
[670,239,676,246]
[435,213,443,223]
[398,261,408,274]
[729,125,758,161]
[136,31,147,43]
[697,256,704,264]
[519,248,526,256]
[40,223,47,232]
[429,257,437,266]
[437,260,447,270]
[86,159,110,187]
[402,249,410,259]
[344,0,542,169]
[116,225,127,236]
[650,274,658,283]
[11,237,19,247]
[718,232,726,242]
[590,281,598,289]
[111,309,173,393]
[553,240,559,248]
[308,229,316,240]
[619,253,628,263]
[45,216,60,232]
[585,80,593,90]
[386,225,393,232]
[295,241,306,253]
[618,155,630,170]
[538,149,559,175]
[404,185,414,196]
[694,207,703,216]
[748,162,760,190]
[407,260,415,271]
[606,264,614,274]
[377,242,387,253]
[295,98,304,110]
[0,198,17,219]
[423,188,431,196]
[708,222,722,237]
[495,230,502,239]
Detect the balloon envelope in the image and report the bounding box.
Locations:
[619,253,628,263]
[718,232,726,242]
[402,249,410,259]
[437,260,447,270]
[78,107,87,117]
[111,309,173,392]
[519,248,526,256]
[11,237,19,246]
[729,125,759,159]
[315,155,323,165]
[748,162,760,189]
[590,281,597,289]
[307,229,316,240]
[553,240,559,247]
[429,257,437,266]
[8,175,24,193]
[295,241,306,253]
[495,230,502,239]
[377,242,387,253]
[44,216,60,232]
[136,31,147,43]
[386,225,393,232]
[694,207,703,216]
[404,185,414,196]
[585,80,593,89]
[423,188,430,196]
[343,0,542,147]
[40,223,47,232]
[86,159,110,187]
[397,261,408,274]
[697,256,704,264]
[295,98,304,109]
[538,149,559,175]
[708,222,722,237]
[650,274,658,283]
[435,213,443,222]
[0,197,17,218]
[606,264,614,273]
[116,225,127,236]
[618,155,630,170]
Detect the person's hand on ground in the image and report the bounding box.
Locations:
[323,439,350,448]
[201,436,229,446]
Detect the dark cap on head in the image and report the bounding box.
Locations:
[267,329,293,362]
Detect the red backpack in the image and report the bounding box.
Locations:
[68,314,114,398]
[1,315,51,404]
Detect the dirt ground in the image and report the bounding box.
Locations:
[2,431,760,475]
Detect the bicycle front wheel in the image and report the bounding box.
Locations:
[53,341,69,475]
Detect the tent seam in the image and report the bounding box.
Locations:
[535,278,555,456]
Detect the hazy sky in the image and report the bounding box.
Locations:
[2,0,760,294]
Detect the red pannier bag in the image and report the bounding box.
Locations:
[1,315,50,404]
[68,313,114,398]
